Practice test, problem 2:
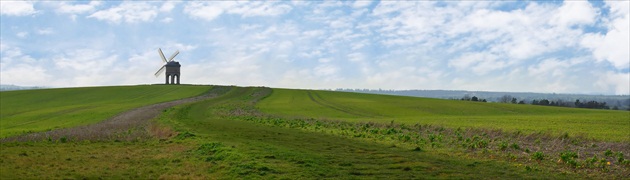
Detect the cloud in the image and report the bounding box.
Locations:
[16,32,28,38]
[183,2,226,21]
[1,64,51,86]
[580,1,630,70]
[36,28,54,35]
[56,1,101,14]
[161,17,173,23]
[352,1,372,9]
[183,1,292,21]
[0,44,49,86]
[160,1,177,12]
[448,52,507,75]
[229,1,292,17]
[88,2,158,23]
[550,1,598,28]
[0,1,37,16]
[596,71,630,95]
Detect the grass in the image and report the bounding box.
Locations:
[257,89,630,142]
[1,85,628,178]
[0,85,212,138]
[154,86,584,179]
[0,141,212,179]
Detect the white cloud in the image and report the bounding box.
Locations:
[581,1,629,70]
[36,28,54,35]
[228,1,292,17]
[56,1,101,14]
[550,1,597,27]
[16,32,28,38]
[0,64,51,86]
[314,64,339,77]
[596,71,630,95]
[183,2,227,21]
[184,1,292,21]
[352,1,372,9]
[54,49,116,73]
[161,17,173,23]
[449,52,507,75]
[527,58,570,77]
[160,1,176,12]
[0,1,37,16]
[88,2,158,23]
[0,44,50,86]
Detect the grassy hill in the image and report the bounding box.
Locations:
[1,86,628,179]
[258,89,630,142]
[0,85,212,138]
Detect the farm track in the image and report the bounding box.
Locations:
[307,91,381,118]
[0,86,233,142]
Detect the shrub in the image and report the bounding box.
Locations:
[560,151,579,168]
[604,149,613,157]
[59,136,67,143]
[498,141,508,151]
[175,131,196,139]
[197,142,224,155]
[510,143,520,150]
[532,152,544,161]
[560,151,578,162]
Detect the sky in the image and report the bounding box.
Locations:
[0,1,628,95]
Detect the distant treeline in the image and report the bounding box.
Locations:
[336,89,630,111]
[0,84,47,91]
[467,94,627,110]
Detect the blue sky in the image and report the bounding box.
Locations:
[1,1,628,95]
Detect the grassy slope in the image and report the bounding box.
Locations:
[0,85,212,138]
[258,89,630,142]
[154,86,578,179]
[1,86,627,178]
[1,86,576,179]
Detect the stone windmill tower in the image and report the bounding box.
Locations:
[154,48,181,84]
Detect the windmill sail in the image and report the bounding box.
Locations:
[158,48,168,63]
[168,50,179,62]
[154,65,166,77]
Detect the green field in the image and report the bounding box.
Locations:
[258,89,630,142]
[1,86,628,179]
[0,85,212,138]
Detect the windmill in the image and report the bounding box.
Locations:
[154,48,181,84]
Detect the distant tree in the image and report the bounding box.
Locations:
[518,100,525,104]
[539,99,550,106]
[499,95,513,103]
[471,96,479,102]
[481,99,487,102]
[462,94,471,101]
[511,97,517,104]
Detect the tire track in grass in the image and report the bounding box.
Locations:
[307,91,381,118]
[177,88,577,179]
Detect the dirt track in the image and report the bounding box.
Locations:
[1,87,230,142]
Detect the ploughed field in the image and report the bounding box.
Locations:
[1,85,628,179]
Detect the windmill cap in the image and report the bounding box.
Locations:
[165,61,181,67]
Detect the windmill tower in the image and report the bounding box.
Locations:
[154,48,181,84]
